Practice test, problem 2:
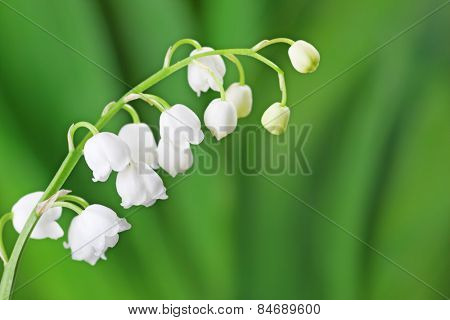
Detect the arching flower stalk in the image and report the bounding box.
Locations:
[0,37,319,299]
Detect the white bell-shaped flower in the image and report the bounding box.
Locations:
[12,191,63,240]
[261,102,291,135]
[116,162,168,208]
[160,104,204,148]
[157,138,193,177]
[64,204,131,266]
[288,40,320,73]
[225,83,253,118]
[204,98,237,140]
[84,132,131,182]
[119,123,158,169]
[188,47,226,96]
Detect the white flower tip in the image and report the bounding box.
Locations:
[63,241,69,249]
[120,201,132,209]
[119,219,132,231]
[159,192,168,200]
[288,40,320,74]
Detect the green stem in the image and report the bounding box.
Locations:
[0,213,12,265]
[163,38,201,68]
[140,94,170,111]
[57,195,89,209]
[224,54,245,85]
[102,102,141,123]
[122,104,141,123]
[0,46,286,299]
[52,202,83,215]
[67,121,99,152]
[252,38,295,51]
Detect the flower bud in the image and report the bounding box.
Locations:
[116,162,168,208]
[288,40,320,73]
[119,123,159,169]
[204,98,237,140]
[188,47,226,96]
[84,132,131,182]
[261,102,290,135]
[64,204,131,265]
[12,191,63,240]
[225,83,253,118]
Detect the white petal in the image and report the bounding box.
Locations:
[119,123,159,169]
[32,221,64,240]
[160,104,204,147]
[157,139,193,177]
[65,204,130,265]
[204,99,237,140]
[12,192,42,234]
[188,63,209,96]
[141,168,168,203]
[116,162,167,208]
[12,192,64,240]
[226,83,253,118]
[188,47,226,95]
[84,133,131,182]
[84,134,112,182]
[98,132,131,172]
[116,163,148,208]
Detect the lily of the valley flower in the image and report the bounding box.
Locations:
[188,47,226,96]
[84,132,131,182]
[225,83,253,118]
[204,98,237,140]
[119,123,158,169]
[116,162,168,208]
[261,102,291,135]
[64,204,131,265]
[157,138,193,177]
[12,192,63,240]
[288,40,320,74]
[160,104,204,148]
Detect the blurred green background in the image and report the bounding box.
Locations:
[0,0,448,299]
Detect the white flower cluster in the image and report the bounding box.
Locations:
[84,47,257,209]
[11,192,130,265]
[8,48,254,265]
[5,39,320,266]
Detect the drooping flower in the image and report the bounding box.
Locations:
[84,132,131,182]
[204,98,237,140]
[159,104,204,148]
[188,47,226,96]
[261,102,291,135]
[157,138,193,177]
[64,204,131,266]
[118,123,158,169]
[288,40,320,73]
[12,192,63,240]
[225,83,253,118]
[116,162,168,208]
